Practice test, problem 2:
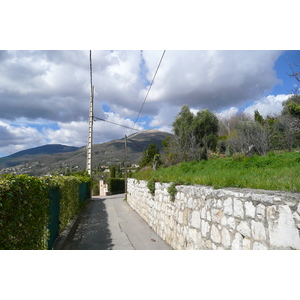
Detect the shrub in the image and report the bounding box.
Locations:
[52,176,81,232]
[147,179,156,196]
[0,174,91,250]
[167,182,178,201]
[106,178,125,194]
[0,174,49,250]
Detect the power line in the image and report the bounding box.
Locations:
[129,50,166,135]
[93,116,142,132]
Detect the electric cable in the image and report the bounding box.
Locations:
[93,116,141,132]
[129,50,166,135]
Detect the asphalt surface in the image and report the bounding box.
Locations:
[55,194,173,250]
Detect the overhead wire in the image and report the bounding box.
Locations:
[93,116,142,132]
[129,50,166,135]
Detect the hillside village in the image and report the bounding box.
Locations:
[0,129,169,176]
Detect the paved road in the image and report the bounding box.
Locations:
[57,194,173,250]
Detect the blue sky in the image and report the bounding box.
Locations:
[0,50,299,157]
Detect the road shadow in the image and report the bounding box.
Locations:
[62,197,114,250]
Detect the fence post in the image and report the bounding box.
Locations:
[47,187,60,250]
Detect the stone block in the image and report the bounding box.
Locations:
[187,197,194,208]
[178,211,184,224]
[188,228,198,245]
[191,211,201,229]
[242,238,251,250]
[201,207,206,219]
[233,199,244,218]
[211,225,221,243]
[183,209,189,226]
[251,220,266,241]
[201,220,210,237]
[292,212,300,229]
[221,227,231,248]
[256,204,265,220]
[211,208,223,223]
[227,217,236,230]
[205,239,212,249]
[232,232,243,250]
[223,198,233,215]
[237,221,251,237]
[253,242,268,250]
[221,216,227,226]
[267,205,300,249]
[207,211,212,221]
[245,201,255,218]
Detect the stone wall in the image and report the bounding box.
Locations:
[127,178,300,250]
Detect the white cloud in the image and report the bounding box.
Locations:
[217,107,239,120]
[243,94,291,118]
[142,50,282,112]
[0,120,46,155]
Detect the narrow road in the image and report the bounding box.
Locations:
[56,194,173,250]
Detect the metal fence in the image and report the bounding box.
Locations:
[47,182,90,250]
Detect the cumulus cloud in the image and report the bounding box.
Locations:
[217,107,240,120]
[0,120,46,155]
[142,50,282,112]
[243,94,291,117]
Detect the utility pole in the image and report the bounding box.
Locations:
[87,50,94,177]
[124,135,128,199]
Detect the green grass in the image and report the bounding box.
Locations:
[133,151,300,192]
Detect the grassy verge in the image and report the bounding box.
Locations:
[133,151,300,192]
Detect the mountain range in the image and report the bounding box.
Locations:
[0,129,171,176]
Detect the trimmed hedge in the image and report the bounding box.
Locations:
[0,174,49,250]
[106,178,125,194]
[0,174,91,250]
[52,176,81,232]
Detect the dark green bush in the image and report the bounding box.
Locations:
[147,179,156,196]
[0,174,91,249]
[106,178,125,194]
[52,176,81,232]
[167,182,178,201]
[0,174,49,250]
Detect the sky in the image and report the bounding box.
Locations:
[0,49,299,157]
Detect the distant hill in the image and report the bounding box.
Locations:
[0,144,81,169]
[0,129,172,176]
[6,144,80,159]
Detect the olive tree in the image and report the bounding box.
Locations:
[164,105,219,163]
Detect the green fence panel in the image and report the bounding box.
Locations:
[78,182,91,202]
[47,187,60,250]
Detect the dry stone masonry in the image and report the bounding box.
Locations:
[127,178,300,250]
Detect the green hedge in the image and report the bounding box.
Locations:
[106,178,125,194]
[0,174,50,250]
[52,176,82,232]
[0,174,91,250]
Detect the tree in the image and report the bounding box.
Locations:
[172,105,194,161]
[274,115,299,151]
[287,60,300,82]
[110,166,116,178]
[282,94,300,119]
[139,142,160,168]
[192,109,219,153]
[165,105,219,163]
[254,110,264,125]
[228,111,277,156]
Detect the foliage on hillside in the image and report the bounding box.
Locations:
[134,151,300,192]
